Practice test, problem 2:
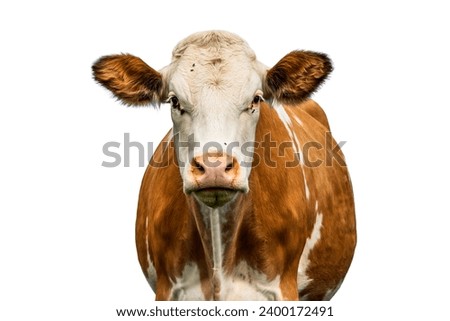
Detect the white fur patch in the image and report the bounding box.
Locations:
[273,102,300,156]
[170,204,282,300]
[273,102,310,200]
[144,216,157,291]
[210,208,224,296]
[169,262,206,300]
[221,261,282,300]
[208,208,281,300]
[293,115,304,127]
[170,261,281,300]
[297,201,323,293]
[303,174,311,201]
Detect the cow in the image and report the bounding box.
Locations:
[92,30,356,300]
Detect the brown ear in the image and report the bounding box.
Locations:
[92,54,164,106]
[265,50,333,104]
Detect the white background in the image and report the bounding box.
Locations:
[1,1,449,320]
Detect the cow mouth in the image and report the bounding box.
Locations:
[192,188,240,208]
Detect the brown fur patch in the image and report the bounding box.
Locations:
[265,51,333,104]
[92,54,164,106]
[135,100,356,300]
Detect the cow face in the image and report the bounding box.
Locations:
[92,31,332,208]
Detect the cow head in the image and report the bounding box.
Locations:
[93,31,332,208]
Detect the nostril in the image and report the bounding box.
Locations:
[225,160,234,172]
[193,159,205,174]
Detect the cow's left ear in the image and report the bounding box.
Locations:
[264,50,333,105]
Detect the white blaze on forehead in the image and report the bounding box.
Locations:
[298,201,323,292]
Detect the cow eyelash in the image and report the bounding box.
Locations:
[167,95,185,115]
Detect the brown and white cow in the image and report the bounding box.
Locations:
[92,31,356,300]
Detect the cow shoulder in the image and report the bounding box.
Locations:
[297,99,330,131]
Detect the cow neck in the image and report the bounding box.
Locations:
[187,196,244,300]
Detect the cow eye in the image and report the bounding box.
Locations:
[249,95,263,113]
[167,95,185,115]
[252,95,263,105]
[168,96,180,109]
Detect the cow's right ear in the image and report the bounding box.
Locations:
[92,54,164,106]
